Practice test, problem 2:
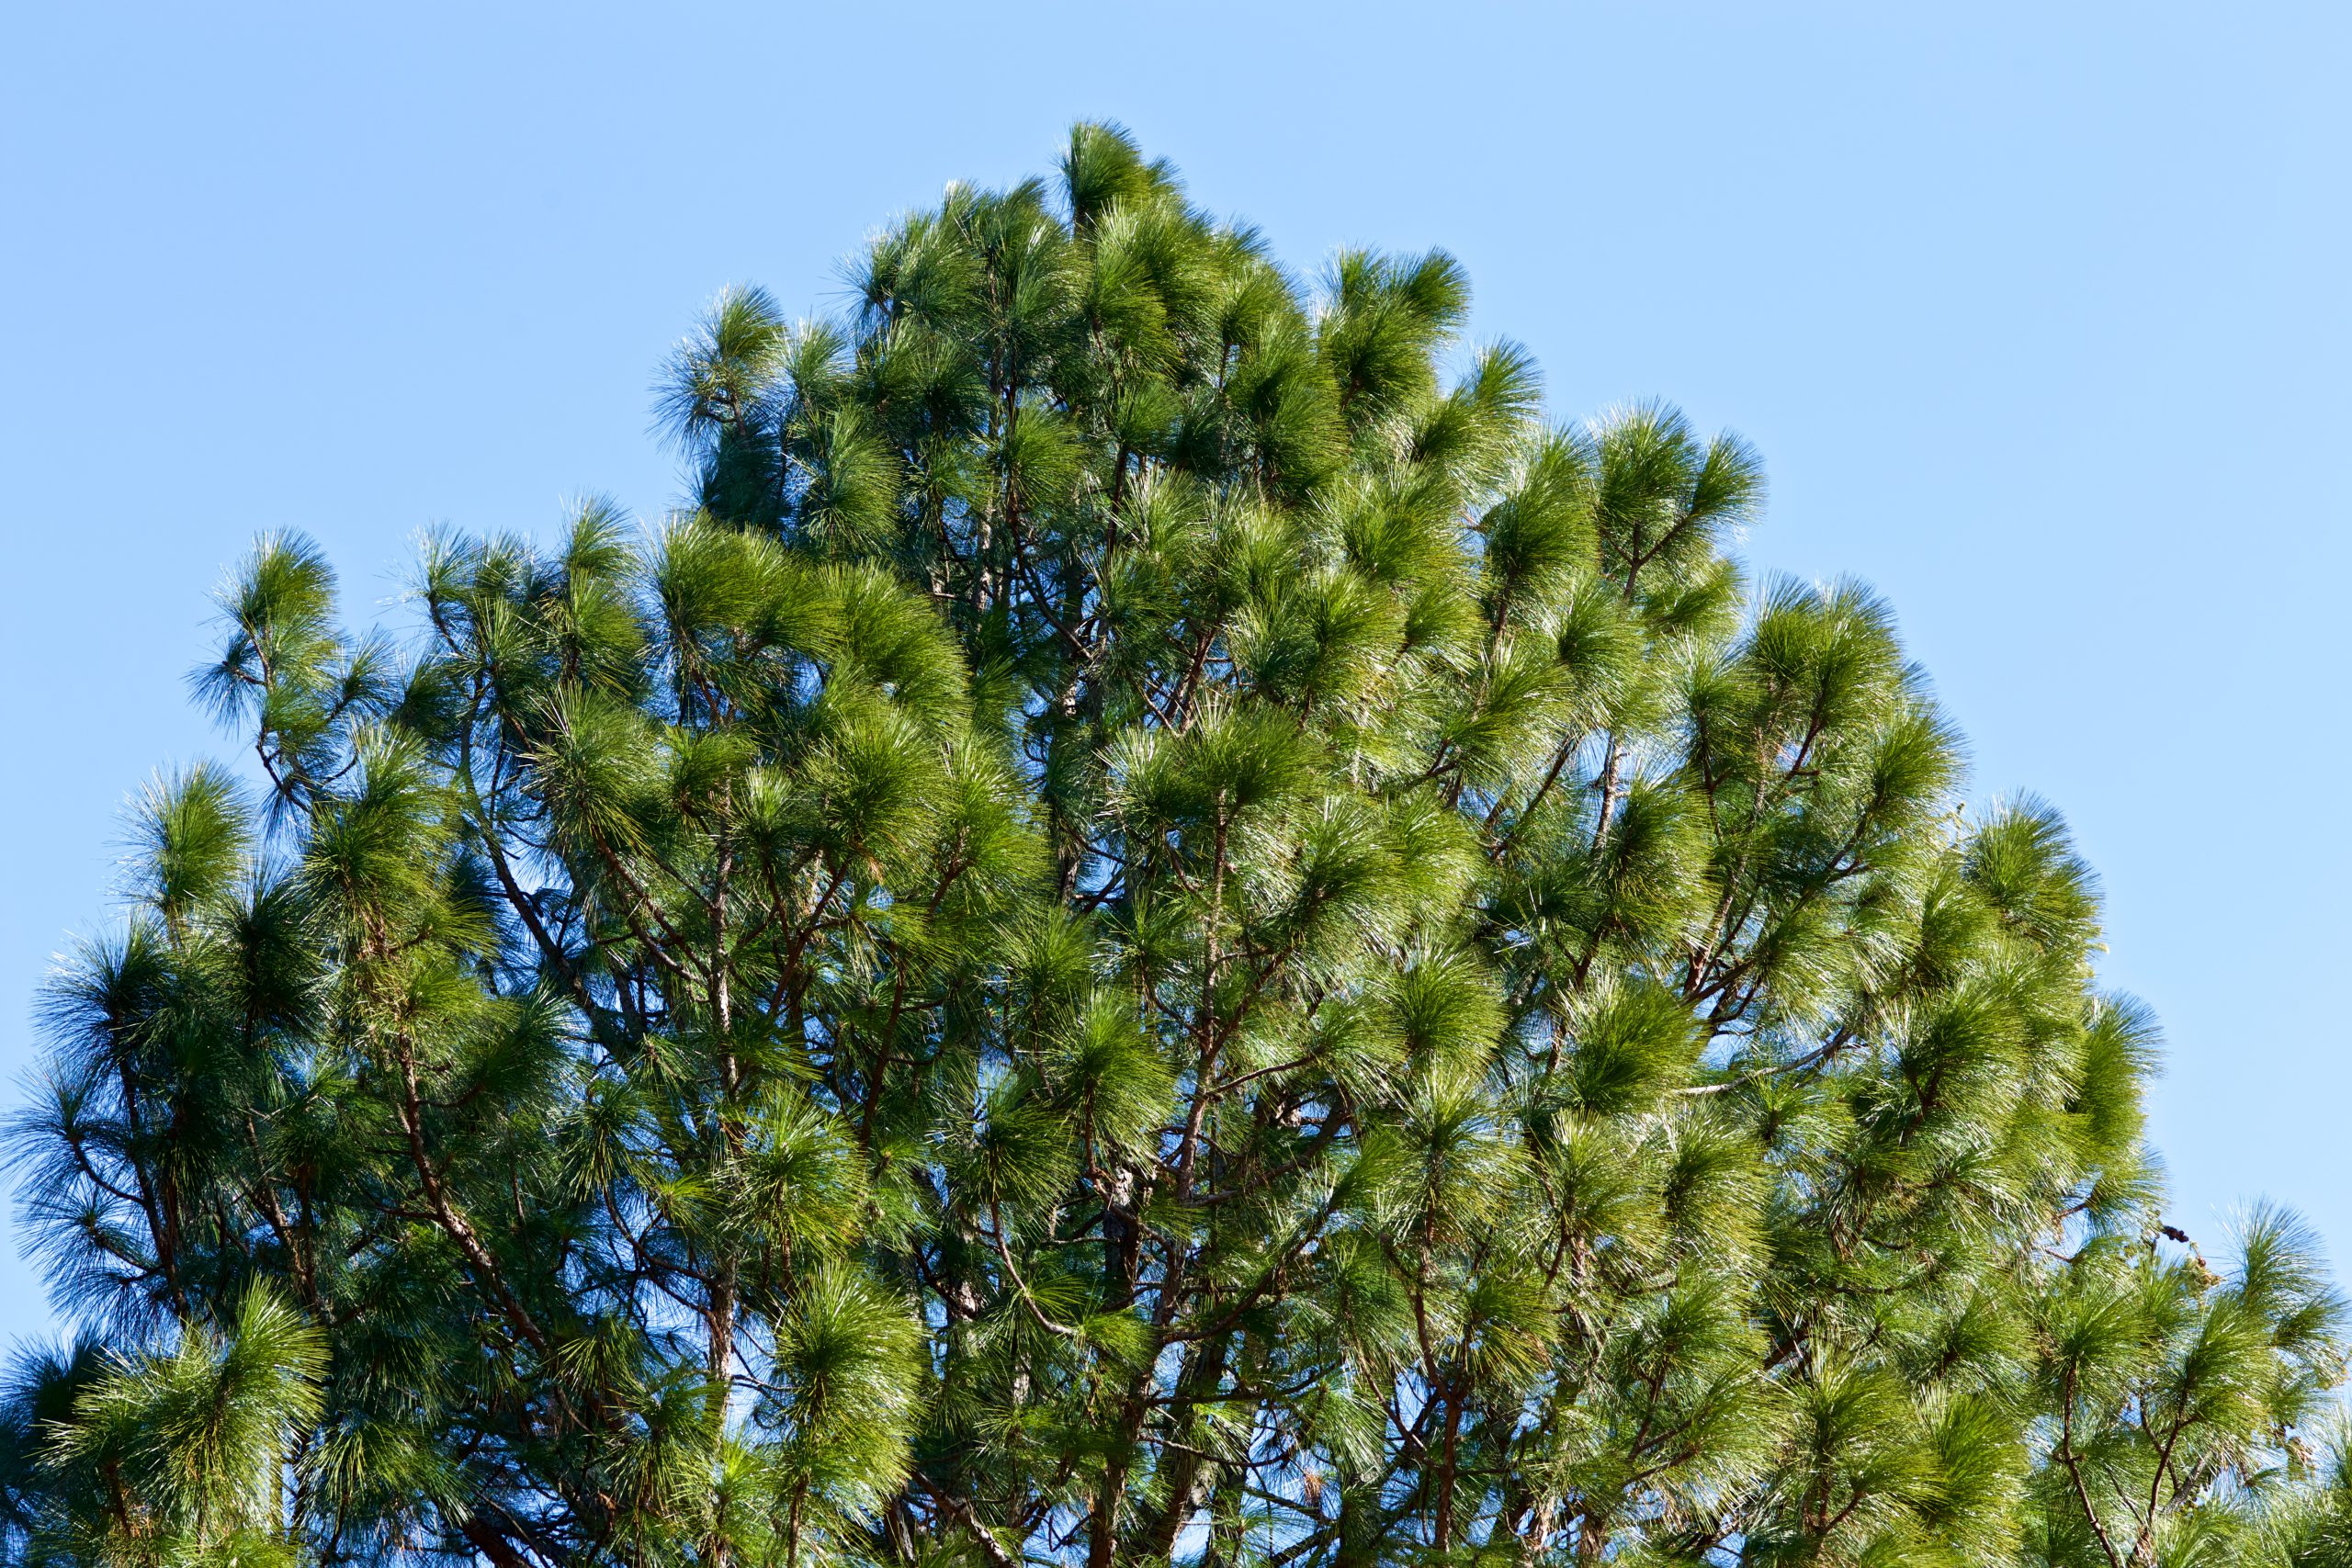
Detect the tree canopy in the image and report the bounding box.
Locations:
[6,122,2348,1568]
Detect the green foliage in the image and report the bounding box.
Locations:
[5,122,2337,1568]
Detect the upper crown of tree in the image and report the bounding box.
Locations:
[6,121,2346,1568]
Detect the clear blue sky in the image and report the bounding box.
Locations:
[2,3,2345,1341]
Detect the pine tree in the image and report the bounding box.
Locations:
[5,122,2345,1568]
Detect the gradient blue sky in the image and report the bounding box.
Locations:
[2,3,2346,1341]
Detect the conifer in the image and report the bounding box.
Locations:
[5,123,2342,1568]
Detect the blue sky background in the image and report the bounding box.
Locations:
[2,2,2346,1341]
